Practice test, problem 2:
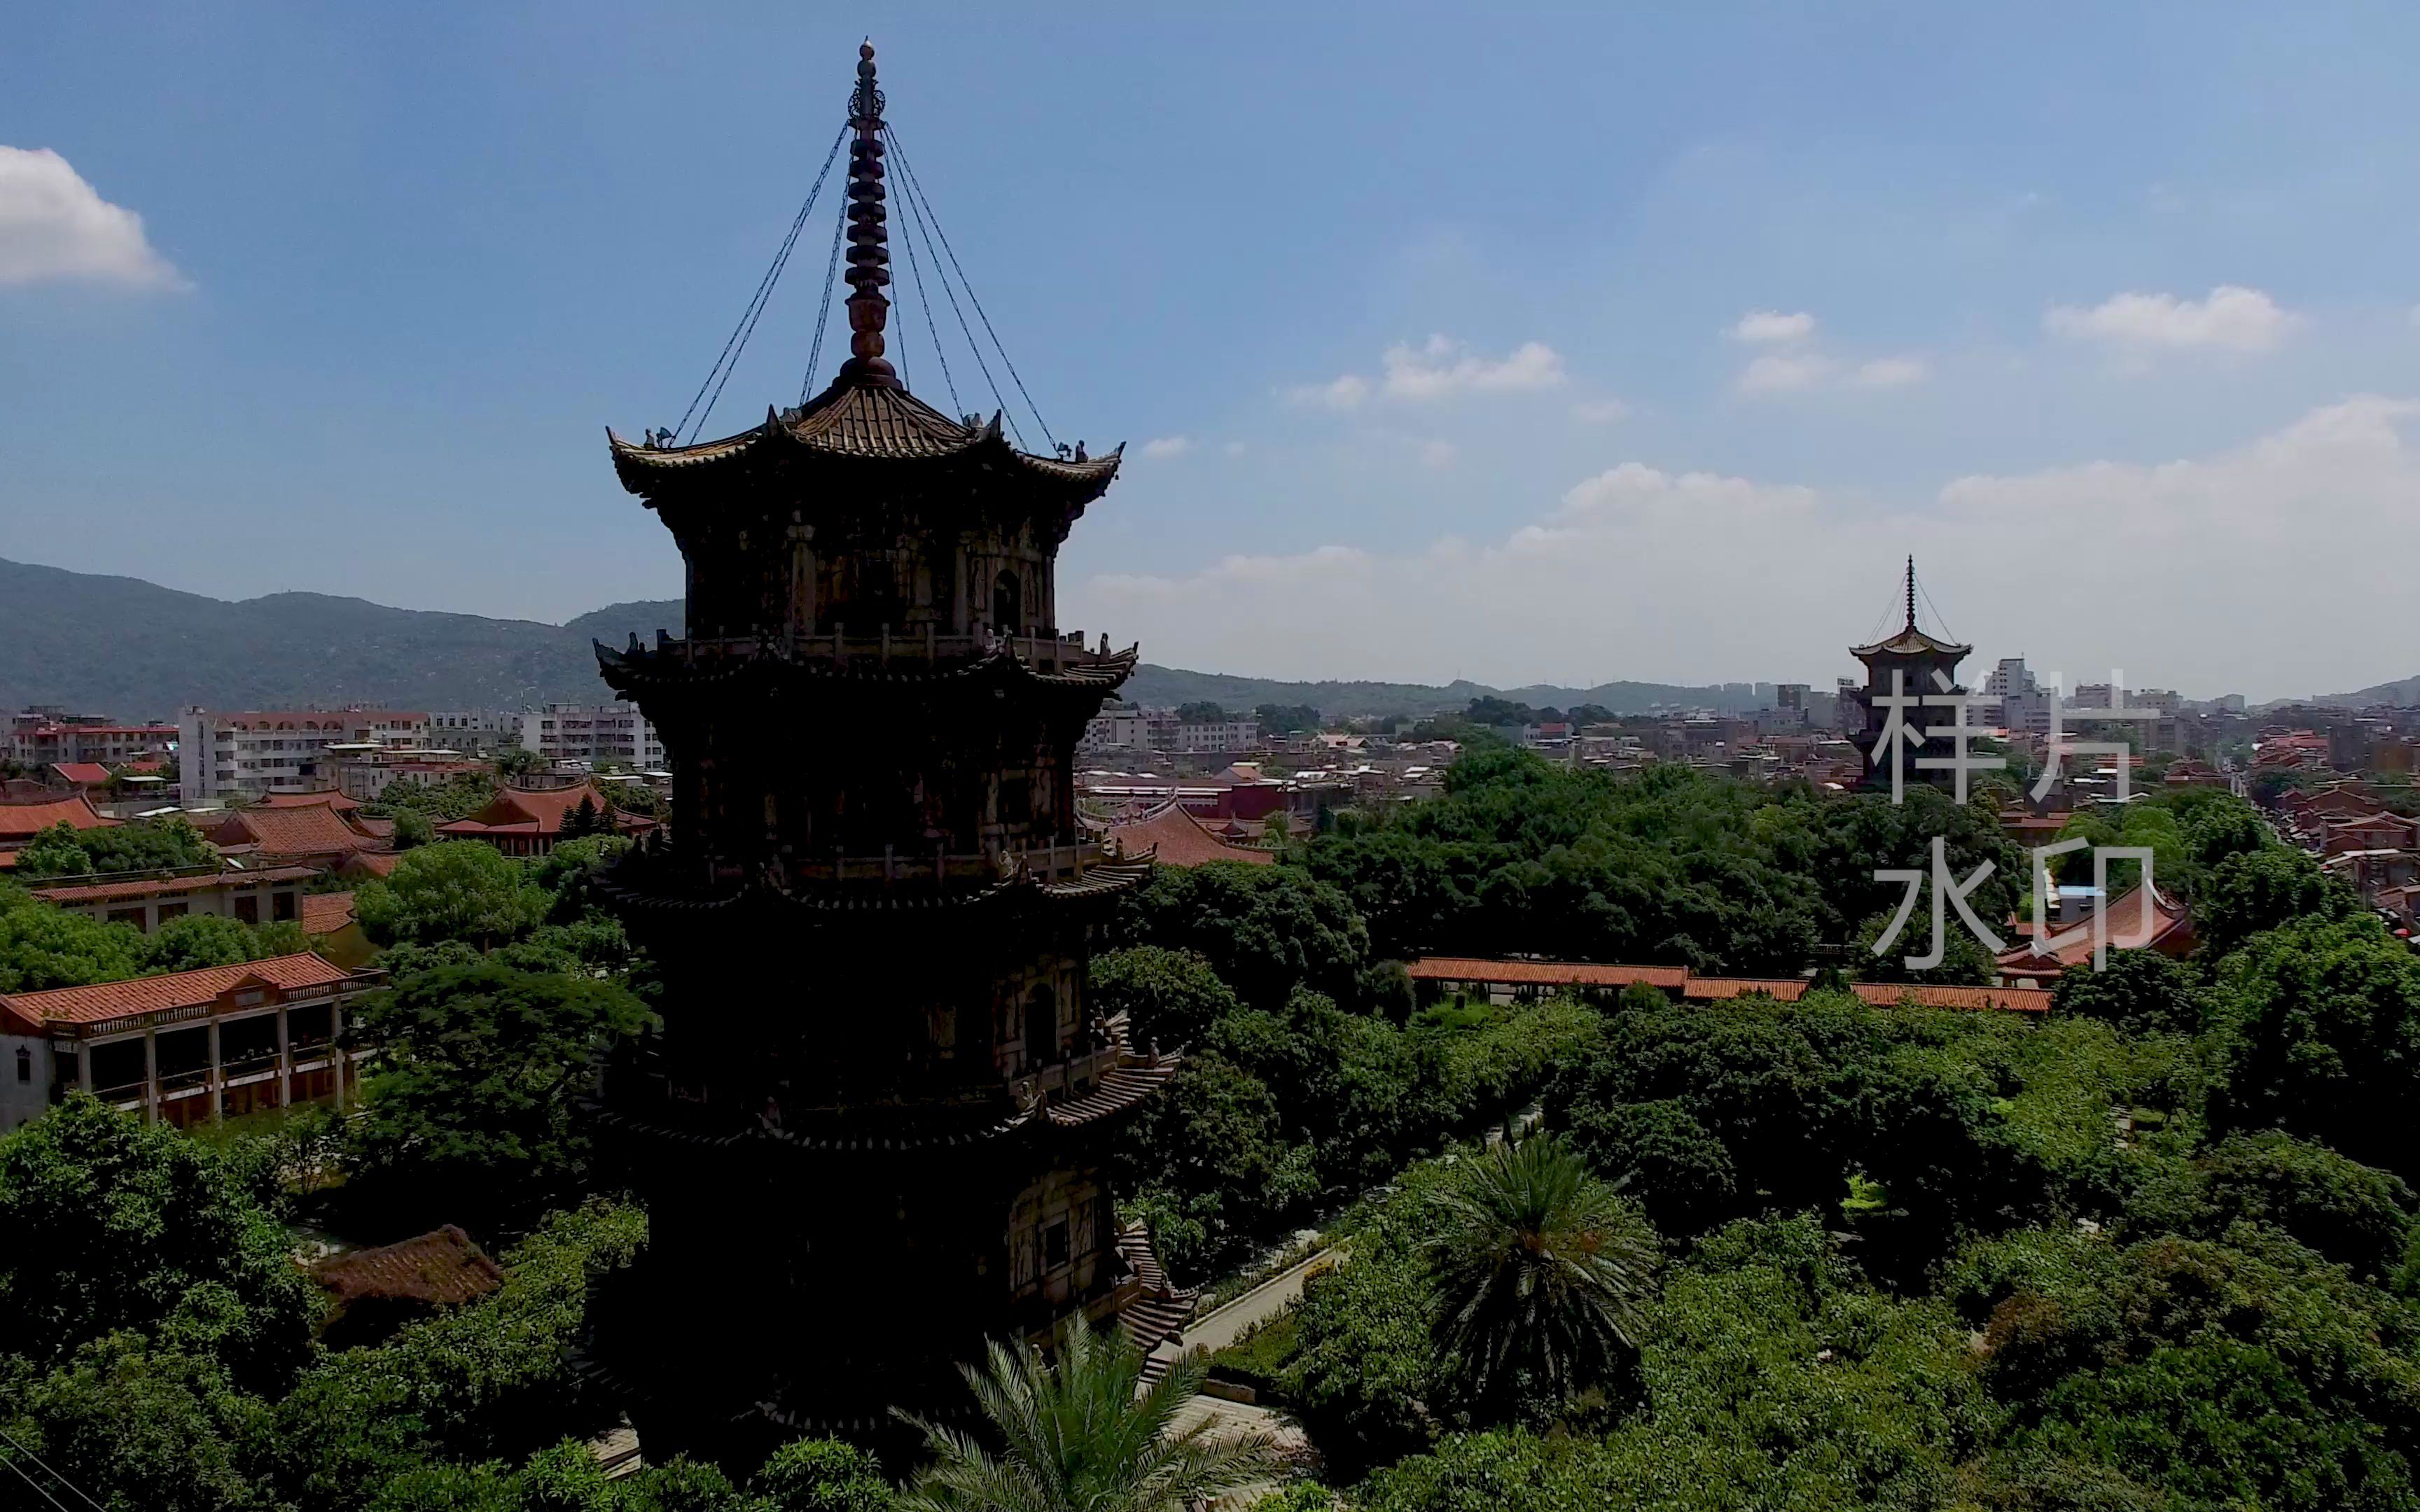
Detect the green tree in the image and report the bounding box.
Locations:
[1117,863,1369,1010]
[13,817,218,879]
[2049,948,2203,1035]
[1426,1135,1657,1415]
[346,962,654,1227]
[2197,847,2355,958]
[354,841,552,948]
[0,1096,317,1389]
[2204,916,2420,1172]
[756,1437,893,1512]
[392,808,436,850]
[1089,946,1240,1051]
[139,913,271,974]
[892,1321,1278,1512]
[0,890,145,991]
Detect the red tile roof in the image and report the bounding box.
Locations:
[1103,802,1274,868]
[1407,957,2052,1014]
[1408,958,1690,990]
[260,790,365,812]
[300,890,356,935]
[0,953,361,1035]
[440,783,639,839]
[29,864,318,906]
[49,763,113,787]
[0,794,117,841]
[212,804,373,859]
[1850,981,2052,1014]
[1683,976,1811,1002]
[313,1225,501,1308]
[1994,885,2192,976]
[341,851,401,879]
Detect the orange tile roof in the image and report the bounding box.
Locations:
[440,783,641,839]
[29,864,319,906]
[1993,885,2192,975]
[50,763,112,786]
[1408,958,1690,990]
[0,794,117,841]
[1406,957,2050,1013]
[0,953,361,1035]
[1850,981,2052,1014]
[215,804,372,859]
[260,790,364,812]
[300,890,356,935]
[1683,976,1811,1002]
[342,851,401,879]
[314,1225,501,1308]
[1104,802,1274,868]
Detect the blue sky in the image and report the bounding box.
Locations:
[7,3,2420,698]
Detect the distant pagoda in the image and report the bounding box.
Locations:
[581,43,1177,1460]
[1847,556,1973,792]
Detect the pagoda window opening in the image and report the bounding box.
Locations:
[1042,1217,1070,1273]
[1027,984,1057,1066]
[992,569,1022,637]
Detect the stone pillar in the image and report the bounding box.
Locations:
[207,1018,223,1121]
[76,1040,92,1092]
[277,1005,291,1109]
[330,999,347,1111]
[143,1030,159,1124]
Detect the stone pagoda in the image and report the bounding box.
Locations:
[1847,556,1974,792]
[581,43,1181,1460]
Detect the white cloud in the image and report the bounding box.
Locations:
[1379,336,1566,400]
[1284,373,1370,410]
[1572,398,1632,424]
[0,146,182,288]
[1737,351,1836,393]
[1732,310,1816,344]
[2045,284,2300,354]
[1289,336,1564,412]
[1069,396,2420,699]
[1139,435,1193,460]
[1852,356,1929,388]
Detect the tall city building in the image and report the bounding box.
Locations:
[583,44,1176,1460]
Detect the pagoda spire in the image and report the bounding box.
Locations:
[1904,555,1917,631]
[839,40,896,386]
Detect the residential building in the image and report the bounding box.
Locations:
[0,953,380,1130]
[178,708,431,800]
[7,709,177,769]
[517,701,667,768]
[426,710,522,756]
[1078,702,1153,756]
[1171,715,1258,754]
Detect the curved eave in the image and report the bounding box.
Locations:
[594,855,1153,916]
[1850,629,1973,659]
[594,640,1140,695]
[605,418,1121,499]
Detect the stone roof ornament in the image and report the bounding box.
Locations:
[837,41,896,388]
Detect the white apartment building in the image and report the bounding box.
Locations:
[426,710,522,756]
[1079,704,1154,756]
[1173,717,1260,755]
[178,708,431,801]
[518,702,666,769]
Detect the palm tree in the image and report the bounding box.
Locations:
[1426,1133,1657,1410]
[893,1320,1281,1512]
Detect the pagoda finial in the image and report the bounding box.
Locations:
[1905,554,1917,631]
[839,39,896,386]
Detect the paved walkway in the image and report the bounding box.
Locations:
[1178,1242,1348,1356]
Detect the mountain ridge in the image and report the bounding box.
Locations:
[0,556,1767,718]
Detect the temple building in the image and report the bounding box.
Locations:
[581,43,1181,1458]
[1847,556,1974,792]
